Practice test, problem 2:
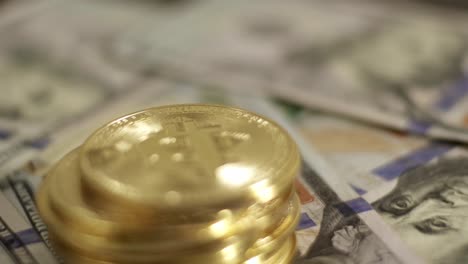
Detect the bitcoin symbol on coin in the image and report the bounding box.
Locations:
[151,117,251,177]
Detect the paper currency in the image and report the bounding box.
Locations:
[0,54,124,176]
[294,162,400,264]
[0,191,57,263]
[278,102,468,263]
[0,58,106,127]
[369,149,468,264]
[277,104,427,194]
[272,15,468,144]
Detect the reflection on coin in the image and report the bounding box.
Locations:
[80,104,299,210]
[48,228,251,264]
[46,149,293,246]
[46,149,230,234]
[246,193,301,259]
[245,235,297,264]
[41,189,251,263]
[268,235,297,264]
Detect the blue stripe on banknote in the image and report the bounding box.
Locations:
[334,197,373,217]
[0,129,13,140]
[435,77,468,111]
[23,137,50,150]
[4,173,52,252]
[0,217,37,264]
[408,77,468,134]
[350,184,367,195]
[15,229,42,246]
[372,143,453,181]
[408,120,432,134]
[297,212,316,230]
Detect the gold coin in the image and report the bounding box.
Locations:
[52,235,296,264]
[42,148,293,248]
[79,104,300,210]
[41,180,259,263]
[50,237,115,264]
[251,186,295,236]
[45,148,236,235]
[39,177,257,258]
[244,235,296,264]
[264,235,297,264]
[39,166,297,263]
[49,227,250,264]
[246,192,301,259]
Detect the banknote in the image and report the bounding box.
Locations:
[365,146,468,264]
[0,191,58,263]
[278,101,468,263]
[0,58,106,128]
[0,0,144,89]
[294,162,402,264]
[0,57,105,174]
[271,13,468,144]
[276,103,428,194]
[0,0,205,89]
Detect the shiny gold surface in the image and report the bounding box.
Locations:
[79,104,300,210]
[40,184,253,263]
[36,104,301,264]
[267,235,297,264]
[243,235,296,264]
[46,149,250,237]
[246,193,301,258]
[45,149,294,241]
[53,235,296,264]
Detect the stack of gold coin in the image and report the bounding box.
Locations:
[37,104,301,264]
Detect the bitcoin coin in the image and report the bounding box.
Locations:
[266,235,297,264]
[79,104,300,210]
[246,193,301,259]
[46,149,245,236]
[42,183,294,258]
[244,235,296,264]
[49,229,250,264]
[44,149,294,247]
[36,104,301,264]
[39,181,255,259]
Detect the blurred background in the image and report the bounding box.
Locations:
[2,1,468,263]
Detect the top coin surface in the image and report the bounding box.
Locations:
[80,104,299,209]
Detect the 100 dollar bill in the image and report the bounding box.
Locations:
[280,102,468,264]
